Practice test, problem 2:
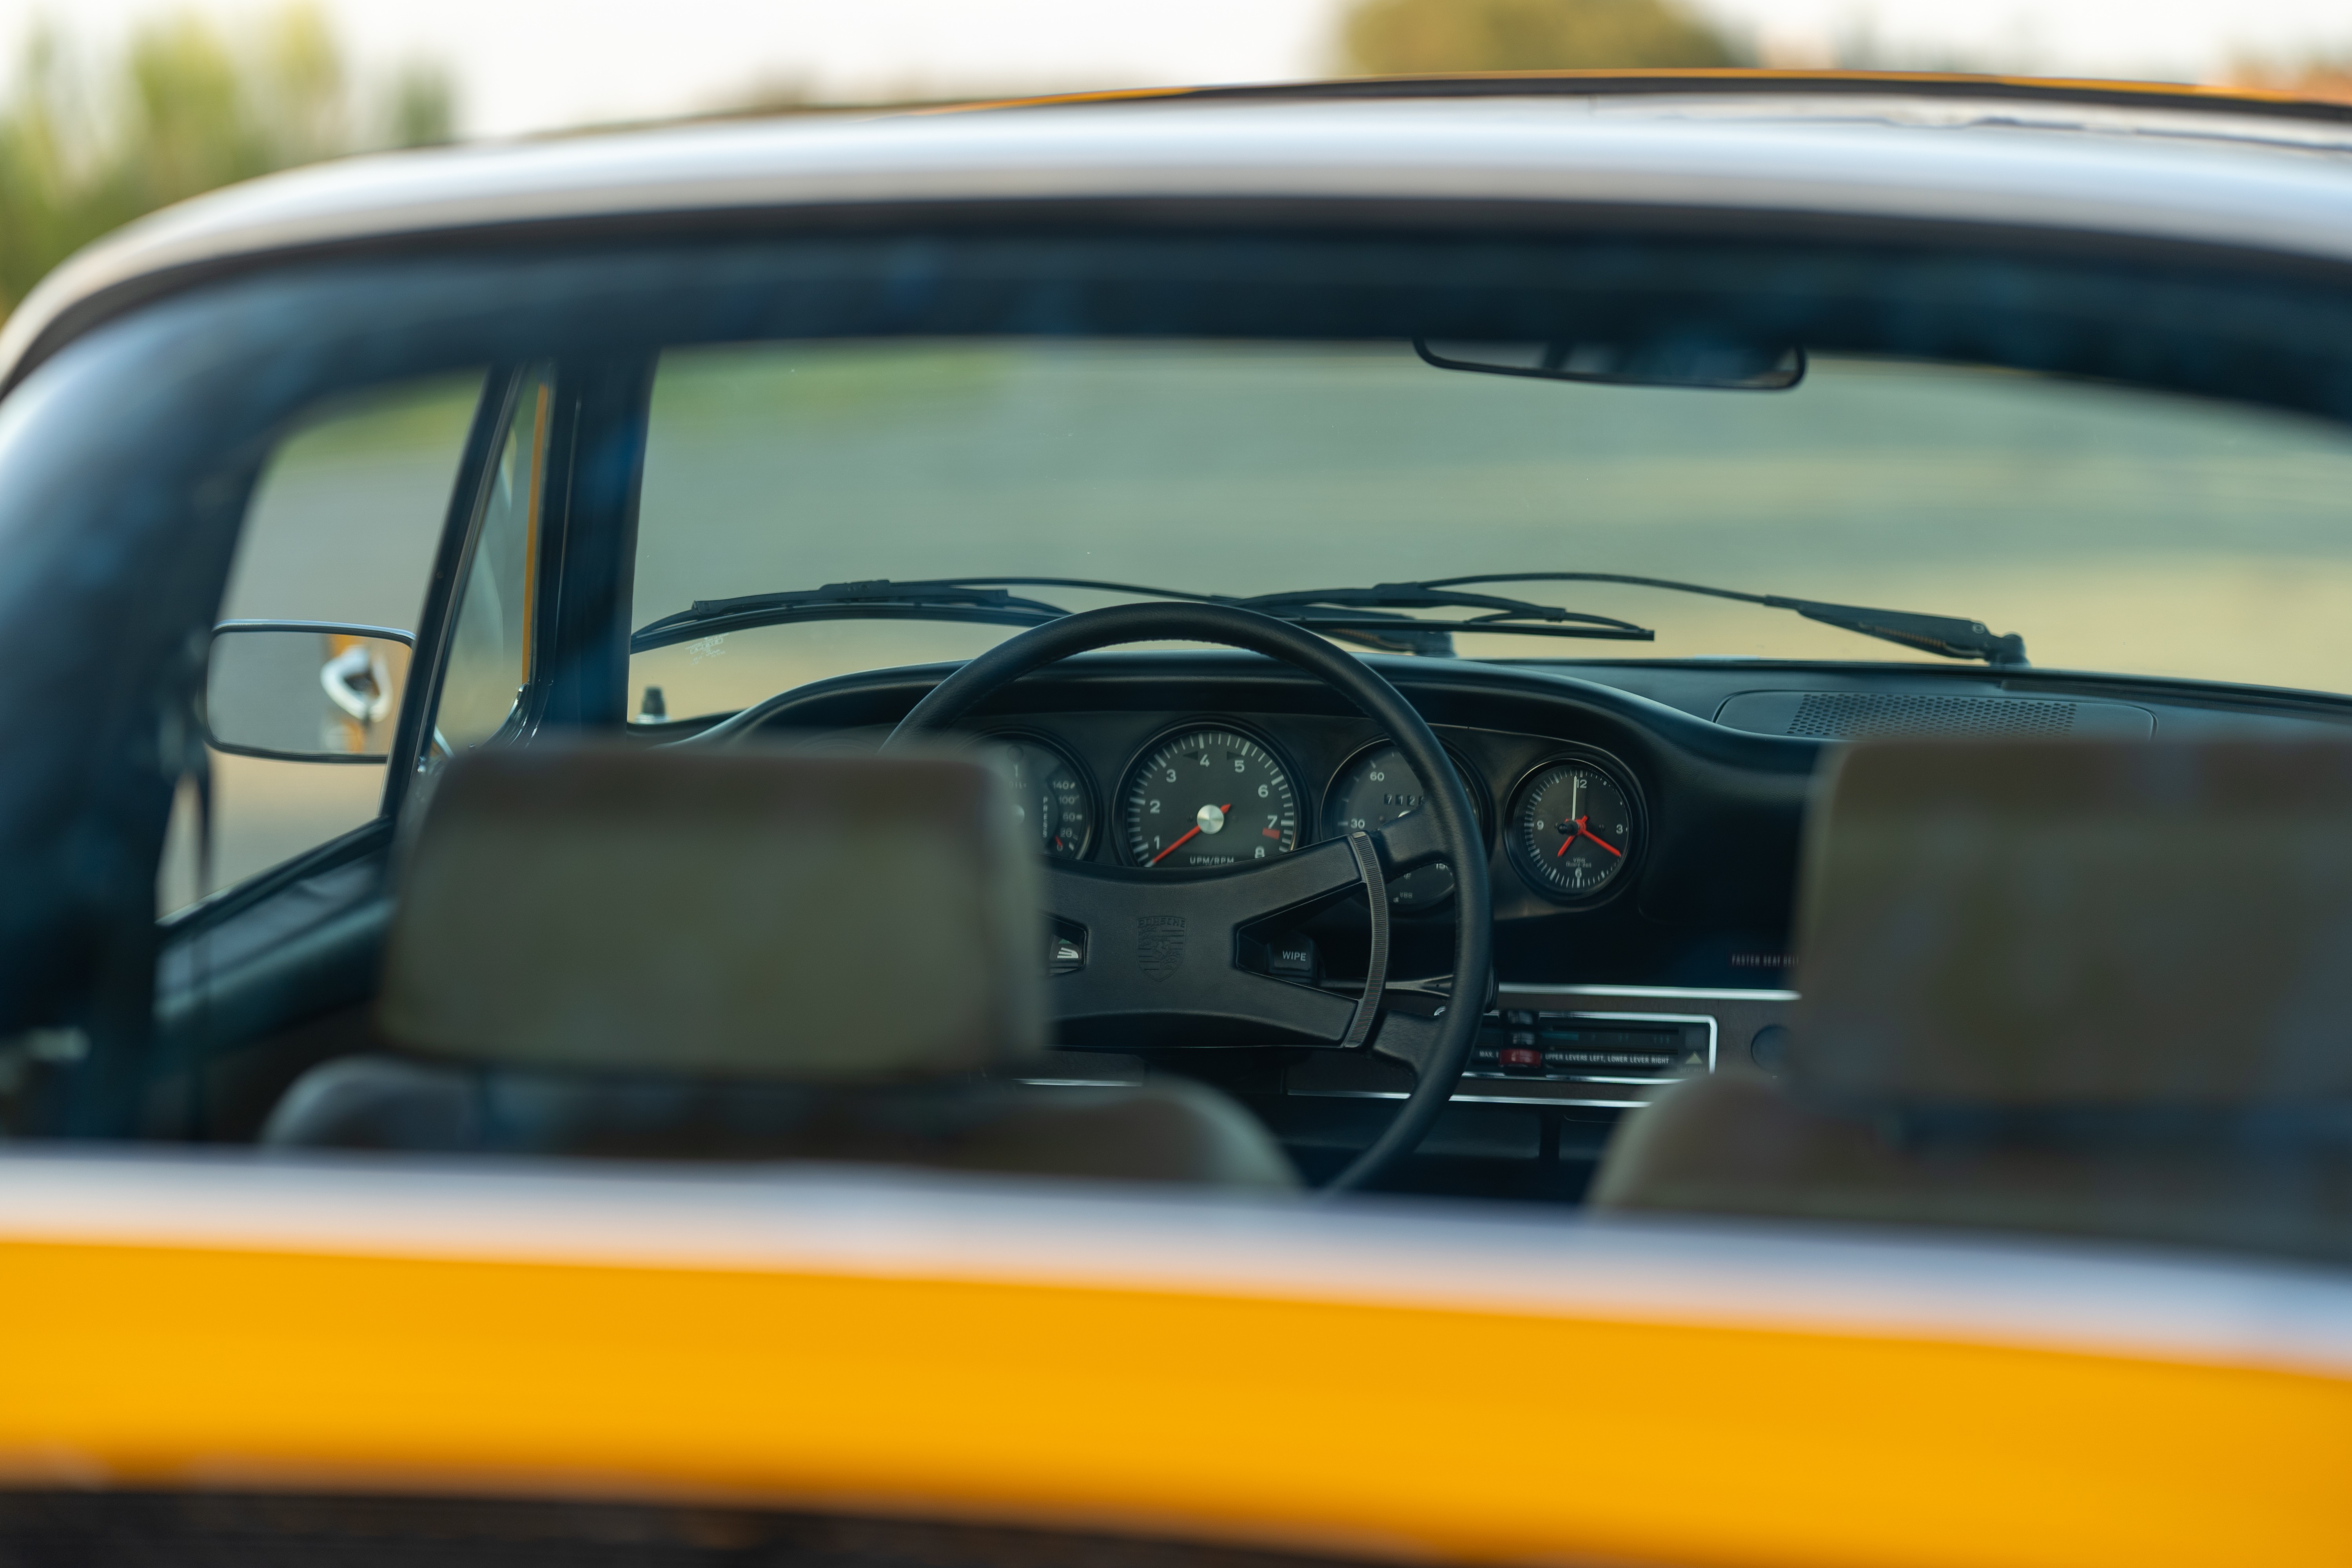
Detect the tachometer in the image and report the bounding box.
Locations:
[1123,728,1299,869]
[1506,757,1640,900]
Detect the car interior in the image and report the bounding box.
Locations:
[8,220,2334,1260]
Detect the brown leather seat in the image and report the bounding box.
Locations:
[264,743,1296,1189]
[1591,738,2352,1260]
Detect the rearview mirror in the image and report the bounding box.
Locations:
[206,621,413,762]
[1414,337,1805,390]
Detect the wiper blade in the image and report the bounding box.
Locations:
[631,576,1655,657]
[1422,573,2029,665]
[632,579,1075,654]
[1221,582,1653,655]
[1230,582,1652,635]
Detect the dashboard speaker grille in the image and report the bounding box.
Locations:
[1786,693,2078,739]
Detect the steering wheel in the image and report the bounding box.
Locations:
[884,602,1492,1192]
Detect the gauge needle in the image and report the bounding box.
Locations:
[1556,814,1623,858]
[1151,805,1233,865]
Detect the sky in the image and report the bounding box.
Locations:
[1,0,2349,139]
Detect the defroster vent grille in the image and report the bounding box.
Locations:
[1785,693,2078,739]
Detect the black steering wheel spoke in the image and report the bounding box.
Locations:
[1370,808,1446,878]
[884,601,1492,1191]
[1038,843,1372,1046]
[1038,856,1365,1045]
[1367,1007,1449,1078]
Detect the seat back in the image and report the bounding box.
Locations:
[377,742,1043,1080]
[1592,738,2352,1256]
[1786,738,2352,1108]
[267,741,1296,1187]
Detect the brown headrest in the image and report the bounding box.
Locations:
[377,743,1043,1081]
[1788,739,2352,1105]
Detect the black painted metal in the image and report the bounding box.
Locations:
[886,601,1491,1190]
[539,356,657,731]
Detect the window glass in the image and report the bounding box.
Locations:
[436,366,554,751]
[630,340,2352,719]
[162,370,485,911]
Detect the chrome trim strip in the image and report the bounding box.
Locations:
[1503,982,1798,1003]
[1315,1089,1656,1110]
[1542,1074,1678,1087]
[1463,1094,1652,1110]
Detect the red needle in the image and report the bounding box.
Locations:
[1555,816,1624,858]
[1150,805,1232,866]
[1150,826,1202,864]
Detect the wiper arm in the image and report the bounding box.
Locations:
[632,576,1655,657]
[1422,573,2029,665]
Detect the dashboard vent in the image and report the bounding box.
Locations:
[1786,693,2077,739]
[1715,690,2154,740]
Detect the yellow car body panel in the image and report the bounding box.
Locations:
[1,1158,2345,1568]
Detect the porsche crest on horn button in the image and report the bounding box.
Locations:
[1136,916,1186,981]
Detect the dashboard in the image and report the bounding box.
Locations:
[695,647,2352,1196]
[731,651,1819,991]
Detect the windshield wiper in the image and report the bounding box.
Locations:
[631,577,1655,658]
[632,580,1074,652]
[1419,573,2029,665]
[633,573,2024,665]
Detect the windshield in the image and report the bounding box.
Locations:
[629,337,2352,716]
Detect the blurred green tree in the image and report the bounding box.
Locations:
[0,5,456,319]
[1341,0,1748,75]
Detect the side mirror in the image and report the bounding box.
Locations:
[1414,337,1805,390]
[205,621,414,762]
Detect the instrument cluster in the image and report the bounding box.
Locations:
[985,718,1646,913]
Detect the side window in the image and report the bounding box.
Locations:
[163,371,486,912]
[436,366,554,751]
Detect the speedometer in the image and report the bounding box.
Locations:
[1321,742,1487,911]
[1123,728,1299,869]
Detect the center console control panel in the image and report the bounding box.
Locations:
[1471,1010,1710,1082]
[1284,985,1788,1112]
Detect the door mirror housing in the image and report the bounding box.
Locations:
[205,621,414,763]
